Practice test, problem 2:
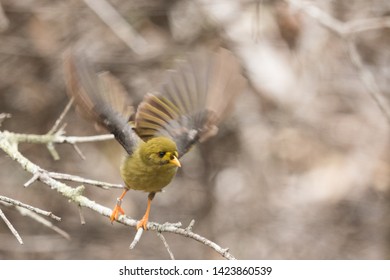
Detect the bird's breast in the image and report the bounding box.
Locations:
[120,154,178,193]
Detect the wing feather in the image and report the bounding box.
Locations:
[63,50,138,155]
[135,48,246,157]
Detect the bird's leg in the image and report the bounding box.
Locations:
[110,189,128,223]
[137,192,156,230]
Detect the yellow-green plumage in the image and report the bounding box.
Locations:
[120,137,179,193]
[64,47,245,229]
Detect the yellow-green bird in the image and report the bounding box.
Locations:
[64,48,246,230]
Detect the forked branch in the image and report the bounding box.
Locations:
[0,130,236,259]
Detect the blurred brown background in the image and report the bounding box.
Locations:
[0,0,390,259]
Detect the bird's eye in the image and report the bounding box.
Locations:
[158,151,166,158]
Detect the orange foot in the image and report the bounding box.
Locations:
[136,215,149,230]
[110,189,128,223]
[110,204,125,223]
[136,192,154,230]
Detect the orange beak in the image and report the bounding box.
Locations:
[170,156,181,167]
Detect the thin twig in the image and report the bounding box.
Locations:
[45,98,75,160]
[0,113,11,127]
[0,196,61,221]
[288,1,344,34]
[186,219,196,231]
[287,1,390,35]
[83,0,149,55]
[157,232,175,260]
[12,205,71,240]
[24,173,40,187]
[24,214,70,241]
[57,134,115,144]
[0,208,23,245]
[78,205,86,225]
[149,222,234,260]
[130,228,144,249]
[47,171,123,189]
[345,17,390,34]
[347,40,390,124]
[46,142,60,161]
[71,143,86,160]
[47,97,74,135]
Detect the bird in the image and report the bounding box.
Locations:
[63,48,246,230]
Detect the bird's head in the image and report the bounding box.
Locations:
[140,137,181,168]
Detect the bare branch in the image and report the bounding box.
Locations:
[1,202,71,241]
[347,41,390,124]
[0,196,61,221]
[82,0,149,55]
[44,98,75,160]
[129,228,144,249]
[0,208,23,245]
[2,131,114,145]
[0,131,236,259]
[76,205,86,225]
[71,143,86,160]
[346,17,390,34]
[46,142,60,161]
[47,98,74,135]
[289,1,345,34]
[286,0,390,125]
[21,211,70,241]
[287,1,390,36]
[186,219,196,231]
[47,171,123,189]
[157,232,175,260]
[150,221,234,260]
[0,130,114,162]
[24,173,40,188]
[58,134,115,144]
[0,113,11,127]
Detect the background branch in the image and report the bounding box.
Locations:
[82,0,149,55]
[47,97,74,135]
[0,196,61,221]
[0,201,71,241]
[0,208,23,244]
[47,171,123,190]
[345,17,390,33]
[0,113,11,127]
[287,0,390,124]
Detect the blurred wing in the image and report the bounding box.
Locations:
[63,50,138,155]
[135,48,246,157]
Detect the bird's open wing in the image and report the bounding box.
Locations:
[134,48,246,157]
[63,50,138,155]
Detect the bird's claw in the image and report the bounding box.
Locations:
[136,217,148,230]
[110,205,125,223]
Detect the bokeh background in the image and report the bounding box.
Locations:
[1,0,390,259]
